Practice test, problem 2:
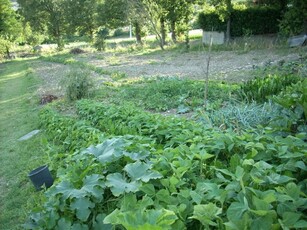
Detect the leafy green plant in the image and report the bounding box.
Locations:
[271,79,307,134]
[103,77,237,111]
[31,98,307,230]
[61,68,94,101]
[238,74,302,103]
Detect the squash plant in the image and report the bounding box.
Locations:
[27,100,307,229]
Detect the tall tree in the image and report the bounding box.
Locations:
[127,0,147,44]
[18,0,67,50]
[161,0,195,44]
[0,0,22,57]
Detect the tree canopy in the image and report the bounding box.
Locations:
[0,0,305,52]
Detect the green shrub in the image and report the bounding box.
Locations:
[0,38,11,59]
[198,7,281,36]
[93,37,106,51]
[62,69,94,101]
[198,13,226,32]
[279,1,307,36]
[93,28,109,51]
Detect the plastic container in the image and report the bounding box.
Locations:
[28,165,53,191]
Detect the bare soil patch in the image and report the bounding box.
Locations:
[32,48,302,97]
[88,49,300,82]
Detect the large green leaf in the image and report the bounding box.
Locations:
[124,161,162,182]
[250,212,275,230]
[227,196,249,222]
[105,173,141,196]
[104,208,177,230]
[83,138,126,164]
[195,182,226,203]
[92,213,113,230]
[70,197,95,222]
[190,203,222,226]
[71,223,89,230]
[47,181,85,200]
[56,218,72,230]
[265,173,295,184]
[140,184,156,196]
[280,212,301,228]
[81,174,105,200]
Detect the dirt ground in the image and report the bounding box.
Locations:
[88,48,301,81]
[34,46,303,97]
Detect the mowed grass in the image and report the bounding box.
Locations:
[0,60,47,229]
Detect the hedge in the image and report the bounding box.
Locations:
[198,7,282,37]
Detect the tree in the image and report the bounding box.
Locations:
[162,0,195,45]
[65,0,101,40]
[0,0,22,58]
[127,0,147,44]
[97,0,128,29]
[18,0,68,50]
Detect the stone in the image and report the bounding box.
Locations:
[18,130,40,141]
[288,34,307,47]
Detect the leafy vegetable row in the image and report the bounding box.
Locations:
[28,101,307,229]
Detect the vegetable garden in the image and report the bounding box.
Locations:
[23,53,307,229]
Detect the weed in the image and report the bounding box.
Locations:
[61,68,94,101]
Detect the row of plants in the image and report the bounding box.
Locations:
[25,96,307,229]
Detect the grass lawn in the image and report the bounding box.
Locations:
[0,59,47,230]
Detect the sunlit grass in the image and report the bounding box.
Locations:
[0,60,48,230]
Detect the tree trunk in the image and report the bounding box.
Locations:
[56,35,64,51]
[5,46,11,59]
[134,22,142,45]
[225,0,232,44]
[171,20,177,43]
[226,18,231,44]
[160,17,166,48]
[184,16,190,50]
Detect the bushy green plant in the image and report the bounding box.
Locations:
[271,79,307,134]
[62,68,94,101]
[238,74,302,103]
[93,36,106,51]
[93,28,109,51]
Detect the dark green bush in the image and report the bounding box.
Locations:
[198,7,281,36]
[198,13,226,32]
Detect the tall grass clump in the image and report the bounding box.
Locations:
[62,68,94,101]
[199,101,282,130]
